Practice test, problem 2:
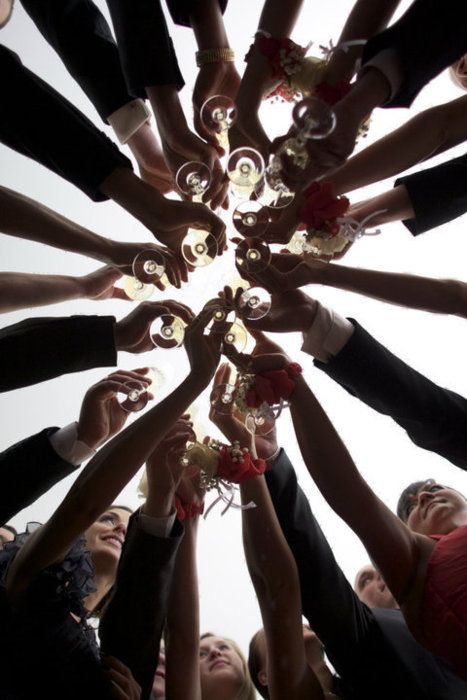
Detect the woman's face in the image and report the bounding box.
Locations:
[405,482,467,535]
[84,508,130,571]
[199,636,245,698]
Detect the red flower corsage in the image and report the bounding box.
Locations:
[245,363,302,409]
[216,443,266,483]
[299,182,350,236]
[174,496,205,521]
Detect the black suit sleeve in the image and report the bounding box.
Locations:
[105,0,184,94]
[314,320,467,470]
[362,0,467,108]
[0,428,77,525]
[166,0,227,28]
[394,152,467,235]
[99,510,183,700]
[265,450,376,678]
[0,315,117,392]
[20,0,136,121]
[0,45,132,201]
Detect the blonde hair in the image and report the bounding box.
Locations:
[200,633,256,700]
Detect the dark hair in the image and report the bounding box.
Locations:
[397,479,435,521]
[248,631,269,699]
[90,504,133,618]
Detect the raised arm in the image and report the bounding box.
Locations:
[0,267,129,313]
[229,0,304,158]
[99,422,193,700]
[165,473,203,700]
[321,0,401,86]
[330,95,467,196]
[5,307,221,603]
[289,370,423,604]
[240,472,324,699]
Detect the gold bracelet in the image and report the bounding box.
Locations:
[196,48,235,67]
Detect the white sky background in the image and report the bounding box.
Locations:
[1,0,467,662]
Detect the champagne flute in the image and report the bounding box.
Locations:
[232,200,270,238]
[181,229,218,267]
[237,286,271,320]
[175,161,212,198]
[235,237,272,273]
[227,147,265,200]
[201,94,236,150]
[118,380,149,413]
[150,314,187,349]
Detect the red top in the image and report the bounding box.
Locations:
[420,524,467,680]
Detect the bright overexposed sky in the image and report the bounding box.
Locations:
[1,0,467,663]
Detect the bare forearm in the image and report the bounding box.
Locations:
[324,0,400,84]
[166,519,201,700]
[331,97,467,195]
[0,272,84,313]
[189,0,229,49]
[99,166,164,227]
[241,476,298,593]
[317,263,467,318]
[290,375,369,526]
[237,0,303,113]
[0,186,110,261]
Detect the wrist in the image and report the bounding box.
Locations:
[147,86,188,136]
[341,67,390,120]
[143,488,176,519]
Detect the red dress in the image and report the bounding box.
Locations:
[419,524,467,680]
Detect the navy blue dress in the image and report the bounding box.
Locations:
[0,524,113,699]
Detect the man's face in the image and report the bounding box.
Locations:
[450,54,467,90]
[354,565,398,609]
[152,642,165,698]
[403,482,467,536]
[0,526,14,550]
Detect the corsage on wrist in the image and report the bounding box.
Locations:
[174,495,204,521]
[235,362,302,433]
[182,439,264,518]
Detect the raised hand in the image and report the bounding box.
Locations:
[147,198,227,261]
[209,362,278,461]
[145,417,196,507]
[104,241,189,289]
[160,128,229,210]
[77,369,152,450]
[245,289,318,335]
[114,300,194,354]
[78,266,128,301]
[193,62,241,149]
[182,303,225,389]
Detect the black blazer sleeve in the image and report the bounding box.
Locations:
[265,450,376,677]
[0,428,77,525]
[394,151,467,235]
[166,0,227,28]
[314,320,467,470]
[362,0,467,108]
[105,0,184,94]
[20,0,136,121]
[0,315,117,392]
[99,510,183,700]
[0,45,132,201]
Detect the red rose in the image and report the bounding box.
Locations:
[300,182,349,230]
[217,447,266,483]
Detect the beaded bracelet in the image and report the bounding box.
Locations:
[196,48,235,67]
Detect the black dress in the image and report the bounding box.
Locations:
[0,524,113,699]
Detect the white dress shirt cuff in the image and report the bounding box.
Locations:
[139,510,177,538]
[108,99,151,144]
[361,48,402,102]
[301,302,354,362]
[49,422,96,466]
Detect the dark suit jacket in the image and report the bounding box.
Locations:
[166,0,228,28]
[395,151,467,235]
[105,0,184,95]
[0,45,131,201]
[362,0,467,108]
[314,320,467,471]
[266,451,467,699]
[20,0,136,121]
[99,509,183,700]
[0,314,117,392]
[0,427,77,525]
